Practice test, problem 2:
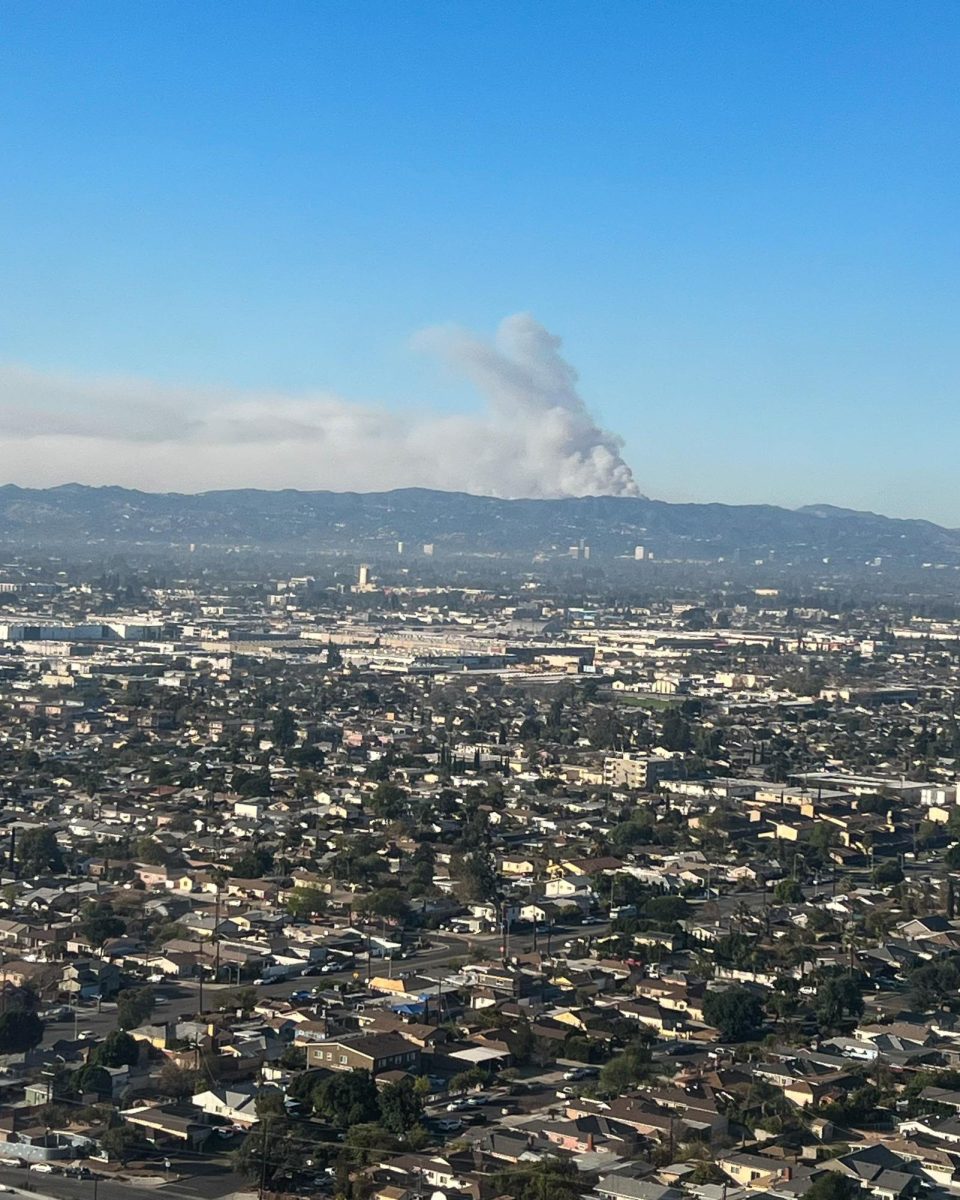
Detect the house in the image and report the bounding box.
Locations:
[61,960,121,999]
[305,1034,421,1075]
[191,1085,259,1126]
[122,1105,215,1150]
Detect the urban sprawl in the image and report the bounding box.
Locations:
[1,552,960,1200]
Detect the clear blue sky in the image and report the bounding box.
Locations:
[2,2,959,519]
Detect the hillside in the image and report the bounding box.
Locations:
[0,484,957,565]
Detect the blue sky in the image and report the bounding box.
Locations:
[1,2,959,519]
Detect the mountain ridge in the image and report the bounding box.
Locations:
[0,483,956,564]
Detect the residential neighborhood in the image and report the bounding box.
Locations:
[0,555,959,1200]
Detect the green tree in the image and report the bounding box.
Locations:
[80,905,127,953]
[312,1069,381,1127]
[220,987,258,1012]
[133,836,171,866]
[702,987,764,1041]
[816,973,865,1029]
[117,986,155,1031]
[93,1030,139,1067]
[272,708,297,749]
[493,1156,583,1200]
[661,709,692,752]
[16,828,64,876]
[357,889,410,923]
[232,846,274,879]
[0,1010,43,1053]
[343,1122,399,1165]
[872,861,904,886]
[286,886,327,920]
[99,1123,145,1166]
[73,1064,112,1098]
[774,878,804,904]
[379,1076,423,1135]
[910,957,960,1011]
[370,781,407,820]
[157,1062,197,1101]
[802,1177,860,1200]
[641,895,690,923]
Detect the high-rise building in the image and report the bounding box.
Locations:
[422,543,434,556]
[634,545,646,560]
[358,564,371,588]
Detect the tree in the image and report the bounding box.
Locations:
[357,889,410,923]
[157,1062,197,1101]
[0,1009,43,1053]
[80,905,127,953]
[910,957,960,1011]
[272,708,297,749]
[689,1162,728,1185]
[379,1076,423,1135]
[816,972,865,1029]
[232,846,274,879]
[802,1173,860,1200]
[872,861,904,886]
[134,836,171,866]
[773,878,804,904]
[344,1122,399,1165]
[450,850,497,904]
[641,895,690,923]
[597,1037,654,1096]
[494,1156,583,1200]
[286,886,327,920]
[661,709,692,752]
[370,781,407,820]
[220,987,258,1012]
[16,828,64,876]
[99,1123,145,1165]
[93,1030,139,1067]
[117,986,155,1031]
[312,1069,380,1127]
[702,987,764,1041]
[73,1064,112,1098]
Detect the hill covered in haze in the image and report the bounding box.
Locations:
[0,484,957,566]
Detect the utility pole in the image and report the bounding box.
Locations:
[197,938,204,1014]
[214,881,222,981]
[258,1115,271,1200]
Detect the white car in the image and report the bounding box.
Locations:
[29,1163,55,1173]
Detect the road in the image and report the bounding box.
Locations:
[0,1159,249,1200]
[46,924,613,1048]
[33,921,612,1199]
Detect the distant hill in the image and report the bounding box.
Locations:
[0,483,957,565]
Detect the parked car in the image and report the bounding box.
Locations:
[563,1067,597,1081]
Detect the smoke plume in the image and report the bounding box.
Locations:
[0,314,639,498]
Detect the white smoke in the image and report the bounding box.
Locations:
[0,314,639,498]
